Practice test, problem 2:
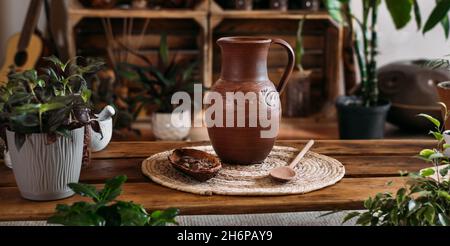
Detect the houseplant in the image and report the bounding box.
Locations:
[0,56,103,200]
[118,34,198,140]
[422,0,450,130]
[339,103,450,226]
[283,18,311,117]
[48,175,179,226]
[323,0,421,139]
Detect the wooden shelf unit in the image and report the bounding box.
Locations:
[65,0,344,116]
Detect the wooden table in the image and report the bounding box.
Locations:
[0,140,434,221]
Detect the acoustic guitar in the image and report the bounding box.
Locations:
[0,0,44,84]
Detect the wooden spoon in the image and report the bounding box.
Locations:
[269,140,315,182]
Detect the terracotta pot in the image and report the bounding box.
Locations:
[282,69,311,117]
[207,37,295,164]
[436,81,450,129]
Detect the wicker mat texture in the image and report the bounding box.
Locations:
[142,145,345,196]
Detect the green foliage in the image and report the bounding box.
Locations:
[295,18,306,71]
[322,0,419,106]
[0,56,104,150]
[423,0,450,36]
[342,103,450,226]
[344,175,450,226]
[117,33,199,113]
[47,175,179,226]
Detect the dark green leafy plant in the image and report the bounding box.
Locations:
[339,103,450,226]
[117,33,198,113]
[48,175,179,226]
[0,56,104,150]
[323,0,421,106]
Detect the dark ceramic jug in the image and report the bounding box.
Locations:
[207,37,295,164]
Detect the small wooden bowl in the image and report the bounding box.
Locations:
[168,148,222,181]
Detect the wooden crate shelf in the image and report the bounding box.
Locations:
[65,0,343,117]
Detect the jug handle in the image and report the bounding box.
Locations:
[271,38,295,95]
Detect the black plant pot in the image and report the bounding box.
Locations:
[336,96,391,139]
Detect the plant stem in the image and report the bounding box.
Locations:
[365,0,379,106]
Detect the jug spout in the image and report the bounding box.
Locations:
[217,37,271,82]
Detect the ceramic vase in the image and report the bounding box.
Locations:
[207,37,294,164]
[436,81,450,129]
[152,111,191,140]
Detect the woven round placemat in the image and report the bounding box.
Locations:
[141,145,345,196]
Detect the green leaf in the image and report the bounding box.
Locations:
[423,0,450,34]
[342,211,361,224]
[429,131,443,141]
[438,213,450,226]
[441,14,450,39]
[407,200,421,216]
[159,33,169,66]
[39,102,66,114]
[438,190,450,200]
[47,202,105,226]
[420,168,435,177]
[412,0,421,29]
[68,183,100,202]
[81,88,92,103]
[419,149,435,159]
[385,0,413,29]
[355,212,372,226]
[424,205,436,224]
[149,208,179,226]
[115,201,149,226]
[418,113,440,128]
[323,0,343,23]
[429,152,444,160]
[439,165,450,177]
[98,175,127,203]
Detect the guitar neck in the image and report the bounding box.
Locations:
[17,0,44,51]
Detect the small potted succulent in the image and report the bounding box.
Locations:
[0,56,103,201]
[324,0,422,139]
[118,34,198,141]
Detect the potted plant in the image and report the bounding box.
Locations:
[48,175,179,226]
[0,56,103,201]
[283,18,312,117]
[323,0,421,139]
[118,34,198,141]
[339,104,450,226]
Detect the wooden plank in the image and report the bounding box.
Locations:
[0,177,406,221]
[0,155,428,188]
[88,140,434,159]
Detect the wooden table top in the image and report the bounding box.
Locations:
[0,140,435,221]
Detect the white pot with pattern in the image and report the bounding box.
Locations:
[6,127,84,201]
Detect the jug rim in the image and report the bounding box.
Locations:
[217,36,271,44]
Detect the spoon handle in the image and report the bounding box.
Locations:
[289,140,315,169]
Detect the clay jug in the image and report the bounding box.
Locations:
[207,37,295,164]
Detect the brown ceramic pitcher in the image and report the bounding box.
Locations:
[207,37,295,164]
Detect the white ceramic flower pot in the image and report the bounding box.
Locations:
[89,105,115,152]
[6,127,85,201]
[152,111,191,141]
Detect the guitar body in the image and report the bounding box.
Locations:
[0,33,43,84]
